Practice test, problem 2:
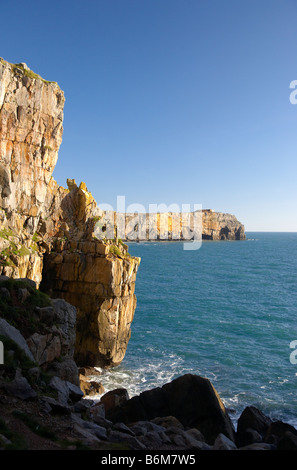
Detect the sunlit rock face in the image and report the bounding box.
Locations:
[0,59,140,369]
[0,59,65,284]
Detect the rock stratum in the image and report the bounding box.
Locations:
[0,58,140,369]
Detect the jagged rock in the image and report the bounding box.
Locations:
[71,413,108,440]
[112,422,136,436]
[79,366,102,377]
[0,370,37,400]
[138,430,170,449]
[278,431,297,450]
[264,420,297,448]
[100,388,129,413]
[39,396,71,415]
[67,381,84,402]
[79,374,105,396]
[72,398,95,414]
[0,318,35,362]
[34,305,55,324]
[108,430,146,450]
[237,427,263,447]
[151,415,184,429]
[129,420,166,435]
[49,376,83,405]
[88,402,106,421]
[183,429,210,450]
[236,406,272,447]
[212,433,237,450]
[26,331,62,365]
[105,374,235,445]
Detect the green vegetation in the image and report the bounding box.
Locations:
[109,242,131,259]
[109,244,122,257]
[0,228,15,239]
[118,238,129,251]
[0,279,51,335]
[0,58,57,84]
[0,229,40,266]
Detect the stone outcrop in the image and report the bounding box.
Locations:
[40,229,140,368]
[2,364,295,450]
[104,373,236,445]
[0,58,140,369]
[201,210,245,240]
[0,275,79,385]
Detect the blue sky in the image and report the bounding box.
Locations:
[1,0,297,231]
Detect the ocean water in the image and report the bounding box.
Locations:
[96,232,297,426]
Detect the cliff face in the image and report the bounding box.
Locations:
[0,59,65,285]
[40,180,140,368]
[201,210,245,240]
[106,210,245,242]
[0,59,140,369]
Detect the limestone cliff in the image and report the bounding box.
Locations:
[201,210,245,240]
[0,59,65,284]
[40,179,140,368]
[104,209,245,242]
[0,58,140,369]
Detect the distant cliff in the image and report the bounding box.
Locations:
[0,59,140,368]
[201,210,245,240]
[100,209,245,242]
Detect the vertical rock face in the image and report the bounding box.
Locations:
[201,210,245,240]
[41,237,140,368]
[0,59,65,285]
[113,210,245,242]
[0,58,140,369]
[40,179,140,368]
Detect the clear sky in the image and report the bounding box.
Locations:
[1,0,297,231]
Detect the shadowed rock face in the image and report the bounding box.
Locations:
[0,59,140,369]
[105,373,236,445]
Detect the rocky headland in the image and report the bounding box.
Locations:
[99,209,245,242]
[0,59,294,453]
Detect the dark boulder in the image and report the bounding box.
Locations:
[236,406,272,447]
[105,374,235,445]
[264,420,297,449]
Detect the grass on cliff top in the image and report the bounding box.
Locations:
[0,58,57,85]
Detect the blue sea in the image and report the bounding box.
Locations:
[97,233,297,427]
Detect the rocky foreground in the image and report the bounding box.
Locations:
[1,277,297,452]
